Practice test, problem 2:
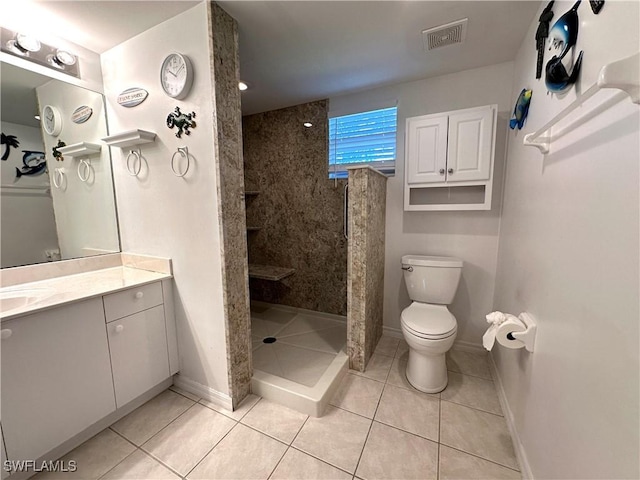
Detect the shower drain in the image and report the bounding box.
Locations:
[263,336,277,344]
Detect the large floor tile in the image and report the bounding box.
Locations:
[441,371,502,415]
[241,399,308,444]
[446,349,492,379]
[440,401,518,469]
[351,353,393,383]
[35,429,135,480]
[253,343,336,387]
[439,445,521,480]
[374,384,439,441]
[356,421,438,480]
[374,336,399,357]
[386,354,440,397]
[292,405,371,474]
[200,393,260,421]
[169,385,200,402]
[330,374,384,418]
[100,450,180,480]
[142,403,235,475]
[187,424,287,479]
[111,390,194,445]
[270,448,352,480]
[395,339,409,358]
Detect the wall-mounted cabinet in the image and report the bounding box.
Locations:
[405,104,497,211]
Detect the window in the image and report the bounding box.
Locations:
[328,106,397,178]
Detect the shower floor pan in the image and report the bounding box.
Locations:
[250,301,348,417]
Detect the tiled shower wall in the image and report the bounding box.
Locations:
[242,100,348,316]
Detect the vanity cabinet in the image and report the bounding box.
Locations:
[1,299,116,463]
[107,305,170,407]
[405,104,497,211]
[0,279,178,465]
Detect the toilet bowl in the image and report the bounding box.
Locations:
[400,255,463,393]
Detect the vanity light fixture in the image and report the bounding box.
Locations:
[303,122,313,128]
[0,28,80,78]
[238,81,249,91]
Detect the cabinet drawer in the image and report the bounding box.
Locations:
[103,282,163,322]
[107,305,170,408]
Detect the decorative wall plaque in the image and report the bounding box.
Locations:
[117,88,149,108]
[72,105,93,124]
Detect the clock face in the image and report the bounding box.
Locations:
[160,53,193,100]
[42,105,62,136]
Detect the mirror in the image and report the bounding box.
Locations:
[1,61,120,268]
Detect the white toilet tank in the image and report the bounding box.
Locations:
[402,255,463,305]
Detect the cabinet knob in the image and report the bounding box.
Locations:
[115,325,124,333]
[448,168,454,174]
[135,291,144,299]
[439,169,445,175]
[1,329,12,340]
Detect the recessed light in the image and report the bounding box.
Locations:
[238,81,248,91]
[303,122,313,128]
[54,49,77,66]
[34,115,41,121]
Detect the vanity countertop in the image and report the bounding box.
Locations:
[1,266,172,322]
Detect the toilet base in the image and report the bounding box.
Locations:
[405,349,449,393]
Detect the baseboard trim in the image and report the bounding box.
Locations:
[488,353,533,480]
[173,374,233,411]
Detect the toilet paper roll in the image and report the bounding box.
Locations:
[495,317,527,349]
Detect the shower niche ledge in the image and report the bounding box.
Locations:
[248,264,295,281]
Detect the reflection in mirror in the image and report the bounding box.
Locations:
[1,62,120,268]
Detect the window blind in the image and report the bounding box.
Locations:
[329,106,397,178]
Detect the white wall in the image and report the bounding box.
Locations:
[101,3,230,398]
[36,80,119,260]
[0,121,59,267]
[493,2,639,478]
[330,62,514,345]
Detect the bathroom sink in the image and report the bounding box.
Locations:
[0,288,55,314]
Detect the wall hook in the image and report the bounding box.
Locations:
[171,146,190,177]
[77,158,92,182]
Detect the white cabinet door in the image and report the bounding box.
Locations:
[1,299,115,462]
[108,305,170,408]
[406,114,448,184]
[446,105,494,182]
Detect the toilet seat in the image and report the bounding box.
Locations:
[401,303,457,340]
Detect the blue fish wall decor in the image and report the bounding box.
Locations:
[510,89,533,130]
[15,150,46,178]
[545,0,584,93]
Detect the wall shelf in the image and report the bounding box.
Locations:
[56,142,102,158]
[524,52,640,154]
[248,264,295,281]
[102,129,157,148]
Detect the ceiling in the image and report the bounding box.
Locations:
[218,1,541,114]
[1,63,50,127]
[3,1,541,119]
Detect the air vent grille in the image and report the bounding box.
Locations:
[422,18,468,51]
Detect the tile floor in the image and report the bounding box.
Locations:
[34,337,521,480]
[251,305,347,387]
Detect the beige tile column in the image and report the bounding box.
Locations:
[347,166,387,371]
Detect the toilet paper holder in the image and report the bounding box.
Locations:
[509,313,537,352]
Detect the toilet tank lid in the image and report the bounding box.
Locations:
[402,255,463,268]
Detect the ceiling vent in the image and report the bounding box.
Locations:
[422,18,468,51]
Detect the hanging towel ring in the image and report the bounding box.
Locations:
[126,150,142,177]
[171,146,190,177]
[77,159,91,182]
[52,168,65,189]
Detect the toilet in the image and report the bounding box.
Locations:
[400,255,463,393]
